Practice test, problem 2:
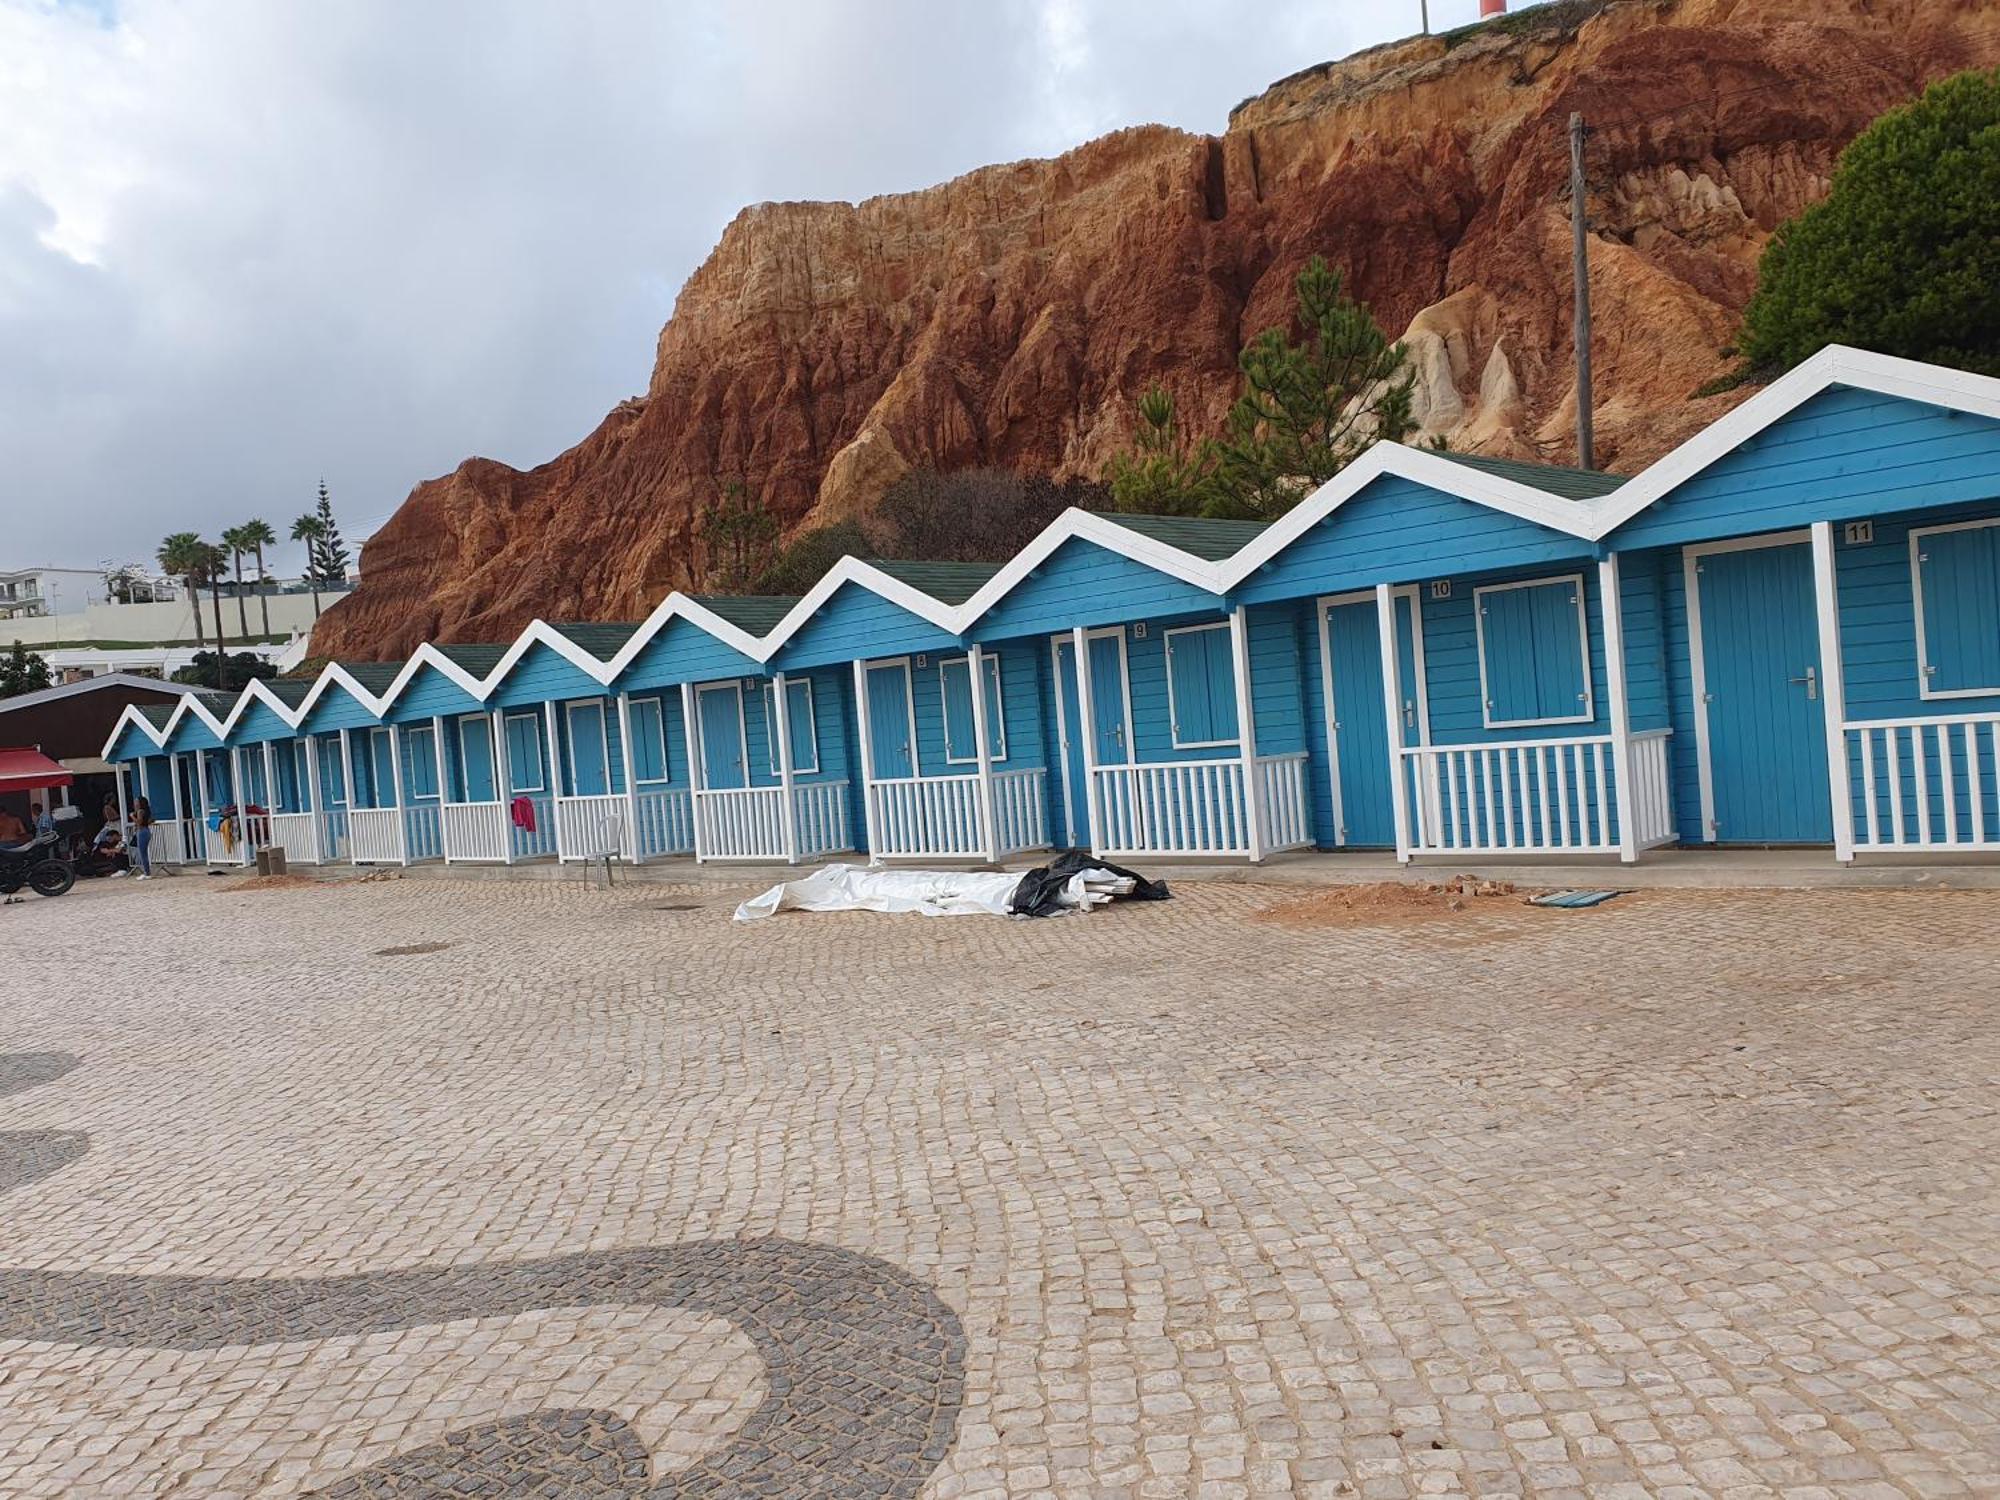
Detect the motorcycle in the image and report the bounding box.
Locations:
[0,830,76,899]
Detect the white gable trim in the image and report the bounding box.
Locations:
[761,558,965,664]
[101,704,170,760]
[602,591,769,677]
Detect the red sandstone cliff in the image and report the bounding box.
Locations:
[312,0,2000,659]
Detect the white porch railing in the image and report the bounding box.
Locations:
[510,794,557,861]
[556,793,628,861]
[348,807,403,864]
[320,808,350,863]
[441,802,510,862]
[993,767,1049,857]
[792,780,851,859]
[633,786,694,859]
[693,785,788,860]
[869,774,984,859]
[1399,729,1674,856]
[152,819,192,865]
[1847,712,2000,851]
[1093,760,1249,857]
[403,803,443,862]
[268,812,320,864]
[1257,752,1313,853]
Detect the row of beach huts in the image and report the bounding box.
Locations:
[104,347,2000,873]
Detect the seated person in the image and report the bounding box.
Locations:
[93,822,125,855]
[0,807,29,844]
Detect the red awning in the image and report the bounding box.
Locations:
[0,747,73,794]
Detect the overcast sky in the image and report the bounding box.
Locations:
[1,0,1527,574]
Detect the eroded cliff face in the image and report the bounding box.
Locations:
[312,0,2000,659]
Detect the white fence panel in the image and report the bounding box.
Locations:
[633,787,694,859]
[992,768,1048,857]
[152,819,191,865]
[1627,729,1676,850]
[1402,736,1620,856]
[556,793,629,861]
[1093,761,1248,857]
[320,808,349,862]
[793,780,851,859]
[694,786,788,860]
[442,802,510,862]
[403,803,443,862]
[1256,752,1312,853]
[509,794,557,860]
[1848,712,2000,851]
[348,807,403,864]
[268,812,319,864]
[868,774,985,859]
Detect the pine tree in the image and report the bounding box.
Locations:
[312,481,351,586]
[0,641,53,699]
[698,477,778,592]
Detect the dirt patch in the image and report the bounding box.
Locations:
[1255,877,1532,928]
[374,941,453,957]
[228,874,322,893]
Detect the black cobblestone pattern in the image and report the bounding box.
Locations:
[0,1237,966,1498]
[0,1053,86,1197]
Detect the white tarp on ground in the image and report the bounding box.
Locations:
[732,861,1139,921]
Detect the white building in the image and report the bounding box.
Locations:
[0,566,120,620]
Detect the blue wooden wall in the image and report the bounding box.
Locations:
[390,664,486,722]
[618,617,761,693]
[974,538,1223,642]
[777,584,958,673]
[488,643,608,710]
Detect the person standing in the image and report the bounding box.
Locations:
[130,796,155,879]
[29,802,53,836]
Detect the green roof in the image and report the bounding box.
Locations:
[1434,452,1627,500]
[866,559,1001,605]
[258,679,316,706]
[1098,512,1271,561]
[690,596,798,636]
[335,661,404,693]
[194,691,236,715]
[139,703,177,729]
[550,622,640,658]
[433,643,508,676]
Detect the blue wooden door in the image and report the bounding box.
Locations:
[1696,541,1831,843]
[318,739,346,807]
[1087,633,1129,765]
[370,731,397,807]
[1322,594,1422,846]
[698,685,747,790]
[459,717,496,801]
[865,664,915,778]
[567,703,609,796]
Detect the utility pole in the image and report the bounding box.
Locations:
[1569,111,1595,471]
[1420,0,1430,34]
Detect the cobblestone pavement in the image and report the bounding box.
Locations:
[1,874,1996,1498]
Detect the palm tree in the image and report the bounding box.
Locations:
[221,525,251,638]
[239,518,276,637]
[200,541,231,685]
[156,532,210,653]
[290,513,328,618]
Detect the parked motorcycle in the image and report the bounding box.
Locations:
[0,830,76,899]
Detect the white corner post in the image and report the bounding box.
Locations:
[387,723,411,865]
[1070,627,1103,856]
[1228,605,1266,863]
[679,682,706,863]
[302,734,323,863]
[615,692,640,864]
[260,738,279,861]
[430,714,451,862]
[1375,584,1413,864]
[113,759,130,837]
[1597,552,1640,864]
[967,644,1002,864]
[492,709,516,865]
[771,674,802,864]
[851,660,882,864]
[543,701,566,860]
[1811,520,1855,863]
[228,747,253,864]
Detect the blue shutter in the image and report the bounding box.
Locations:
[1480,579,1588,725]
[1918,524,2000,694]
[408,728,440,799]
[1168,627,1237,747]
[460,717,496,801]
[980,657,1005,760]
[786,681,817,772]
[630,698,667,782]
[940,659,975,761]
[505,715,544,791]
[567,703,609,795]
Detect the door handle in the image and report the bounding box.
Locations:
[1402,699,1415,728]
[1789,667,1819,701]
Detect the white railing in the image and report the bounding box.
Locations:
[1626,729,1677,850]
[993,767,1049,857]
[633,786,694,859]
[869,774,985,859]
[1847,712,2000,850]
[320,808,350,863]
[152,819,191,865]
[1256,752,1313,853]
[509,794,557,860]
[694,785,789,860]
[1093,760,1248,857]
[268,812,320,864]
[348,807,404,864]
[556,793,628,861]
[206,812,253,864]
[1399,729,1674,856]
[792,780,851,859]
[403,802,443,862]
[441,802,510,862]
